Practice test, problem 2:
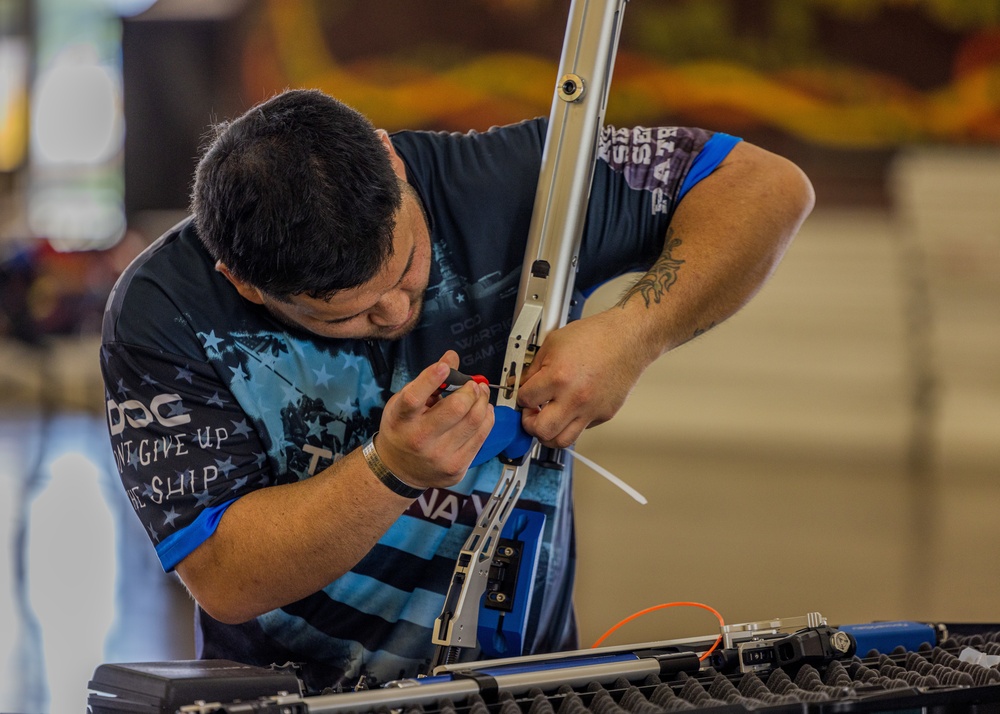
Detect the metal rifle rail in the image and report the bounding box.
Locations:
[430,0,629,668]
[178,651,700,714]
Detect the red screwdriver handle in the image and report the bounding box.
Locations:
[437,368,489,394]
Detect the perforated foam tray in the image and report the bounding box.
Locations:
[396,632,1000,714]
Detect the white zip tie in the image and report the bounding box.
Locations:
[566,449,648,505]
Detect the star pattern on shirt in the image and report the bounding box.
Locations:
[257,350,279,371]
[360,379,384,406]
[342,352,364,373]
[165,400,190,419]
[307,418,324,439]
[163,506,180,528]
[230,475,249,491]
[214,456,237,477]
[335,397,356,415]
[175,365,194,383]
[176,469,194,491]
[199,330,225,353]
[230,419,253,439]
[281,383,301,403]
[312,364,334,387]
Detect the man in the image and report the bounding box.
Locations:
[101,88,813,691]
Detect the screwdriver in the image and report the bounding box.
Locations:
[437,368,505,395]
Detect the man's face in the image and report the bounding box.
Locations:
[248,189,432,341]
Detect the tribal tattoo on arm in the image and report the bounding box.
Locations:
[616,228,685,309]
[615,229,714,340]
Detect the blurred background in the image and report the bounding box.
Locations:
[0,0,997,711]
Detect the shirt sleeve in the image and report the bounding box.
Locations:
[577,126,741,291]
[101,340,272,571]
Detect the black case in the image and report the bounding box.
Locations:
[87,659,301,713]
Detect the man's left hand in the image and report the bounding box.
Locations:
[516,309,649,448]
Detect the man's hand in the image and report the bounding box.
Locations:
[517,311,648,448]
[376,350,495,488]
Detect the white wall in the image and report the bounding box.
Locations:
[573,148,1000,646]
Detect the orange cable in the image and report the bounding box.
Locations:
[591,601,725,661]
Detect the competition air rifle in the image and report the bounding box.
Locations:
[430,0,630,668]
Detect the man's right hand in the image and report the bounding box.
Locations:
[375,350,495,489]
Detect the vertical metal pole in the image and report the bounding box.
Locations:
[433,0,628,665]
[508,0,628,365]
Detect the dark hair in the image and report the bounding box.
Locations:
[191,89,402,298]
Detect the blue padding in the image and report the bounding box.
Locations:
[471,405,533,467]
[678,133,742,201]
[155,498,237,572]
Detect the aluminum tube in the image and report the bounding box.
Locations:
[301,656,670,713]
[515,0,628,343]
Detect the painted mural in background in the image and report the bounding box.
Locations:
[237,0,1000,148]
[2,0,999,343]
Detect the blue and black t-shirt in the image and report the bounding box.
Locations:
[100,117,738,691]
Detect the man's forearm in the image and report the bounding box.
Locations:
[175,447,414,624]
[616,140,815,361]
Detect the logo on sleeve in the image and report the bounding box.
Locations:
[106,393,191,435]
